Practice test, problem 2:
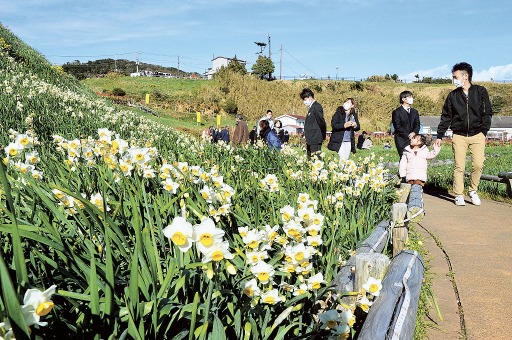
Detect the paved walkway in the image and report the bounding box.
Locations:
[417,191,512,340]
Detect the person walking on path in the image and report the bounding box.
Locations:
[435,62,493,206]
[232,114,249,146]
[327,97,360,161]
[392,91,421,159]
[300,88,326,159]
[399,134,441,186]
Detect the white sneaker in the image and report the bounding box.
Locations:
[454,195,466,206]
[469,191,481,206]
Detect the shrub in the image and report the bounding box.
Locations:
[111,87,126,96]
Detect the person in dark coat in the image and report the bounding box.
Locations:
[327,98,360,161]
[392,90,421,159]
[220,126,230,144]
[300,88,326,159]
[273,120,285,143]
[357,131,367,149]
[249,126,257,145]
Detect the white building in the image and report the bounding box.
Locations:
[419,116,512,141]
[275,114,306,135]
[206,56,247,79]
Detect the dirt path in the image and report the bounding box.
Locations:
[417,191,512,340]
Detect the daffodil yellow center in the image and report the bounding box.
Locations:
[248,240,259,249]
[264,296,275,304]
[243,288,253,297]
[135,153,144,161]
[211,250,224,261]
[294,252,305,261]
[9,148,17,156]
[309,229,318,236]
[257,272,269,282]
[312,282,321,289]
[369,283,379,293]
[283,212,291,221]
[201,192,209,199]
[326,320,338,329]
[200,233,213,246]
[36,301,54,316]
[171,232,187,246]
[20,137,29,146]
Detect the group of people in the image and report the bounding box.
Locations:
[203,62,492,206]
[298,61,493,207]
[392,62,492,206]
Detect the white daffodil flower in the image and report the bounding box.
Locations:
[260,289,283,305]
[21,285,57,327]
[362,277,383,297]
[307,272,324,290]
[319,309,342,329]
[201,240,233,263]
[250,261,275,285]
[163,216,194,252]
[243,279,261,297]
[193,218,225,254]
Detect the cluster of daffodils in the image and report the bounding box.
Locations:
[163,216,233,266]
[0,285,57,339]
[316,276,383,339]
[240,193,326,306]
[318,308,355,339]
[52,128,158,178]
[357,276,383,313]
[52,129,235,222]
[3,129,43,181]
[259,173,279,192]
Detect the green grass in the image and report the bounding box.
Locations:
[352,140,512,203]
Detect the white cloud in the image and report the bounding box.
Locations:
[473,64,512,81]
[399,64,450,82]
[400,64,512,82]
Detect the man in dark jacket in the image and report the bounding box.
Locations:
[392,91,421,159]
[435,62,492,206]
[300,88,326,159]
[220,126,230,144]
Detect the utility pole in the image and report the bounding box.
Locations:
[268,33,272,79]
[136,51,140,73]
[177,55,180,78]
[280,45,283,80]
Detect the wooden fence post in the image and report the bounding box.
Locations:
[392,203,408,257]
[358,250,425,340]
[398,183,411,203]
[354,253,390,293]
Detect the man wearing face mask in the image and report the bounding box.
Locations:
[300,88,327,158]
[435,62,492,206]
[392,90,421,159]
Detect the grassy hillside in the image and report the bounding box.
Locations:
[82,69,512,134]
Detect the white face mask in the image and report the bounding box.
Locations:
[343,102,352,110]
[453,78,465,88]
[303,99,311,106]
[406,97,414,105]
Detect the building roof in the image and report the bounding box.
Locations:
[420,116,512,129]
[277,114,306,120]
[211,56,247,63]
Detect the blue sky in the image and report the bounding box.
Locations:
[2,0,512,82]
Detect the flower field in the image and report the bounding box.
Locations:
[0,26,398,339]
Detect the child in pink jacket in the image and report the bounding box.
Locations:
[399,134,441,186]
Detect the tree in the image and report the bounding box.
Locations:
[226,56,247,75]
[251,55,275,80]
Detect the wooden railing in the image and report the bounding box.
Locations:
[331,182,425,339]
[465,171,512,197]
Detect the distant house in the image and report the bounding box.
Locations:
[419,116,512,141]
[275,114,306,135]
[206,56,247,79]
